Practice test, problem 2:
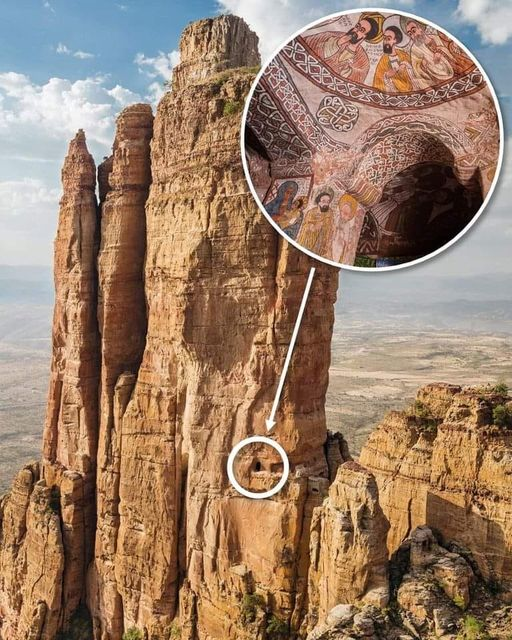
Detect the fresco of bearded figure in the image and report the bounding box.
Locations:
[305,12,384,84]
[332,194,366,264]
[373,25,414,92]
[404,18,455,88]
[297,187,336,259]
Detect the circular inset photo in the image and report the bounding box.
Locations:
[242,9,504,271]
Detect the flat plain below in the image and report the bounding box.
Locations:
[1,267,511,490]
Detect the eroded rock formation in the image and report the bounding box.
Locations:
[360,383,512,591]
[0,130,99,638]
[306,462,389,633]
[1,13,511,640]
[90,103,153,639]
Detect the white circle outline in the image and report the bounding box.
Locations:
[227,436,290,500]
[240,6,505,273]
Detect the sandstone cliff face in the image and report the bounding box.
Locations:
[173,15,260,91]
[306,462,389,633]
[88,15,338,637]
[2,13,512,640]
[360,383,512,595]
[43,129,100,477]
[0,130,99,637]
[89,103,153,640]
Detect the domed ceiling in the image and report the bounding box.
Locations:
[245,11,501,268]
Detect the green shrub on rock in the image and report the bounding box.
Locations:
[122,628,143,640]
[240,593,266,625]
[493,404,512,427]
[457,615,490,640]
[266,614,288,639]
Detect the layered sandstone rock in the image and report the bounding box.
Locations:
[173,15,260,91]
[360,383,512,594]
[0,465,65,640]
[89,103,153,639]
[89,15,339,634]
[2,13,512,640]
[43,129,99,476]
[41,129,100,629]
[306,462,389,634]
[0,131,100,639]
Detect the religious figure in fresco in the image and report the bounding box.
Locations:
[304,13,384,84]
[437,33,474,76]
[265,181,298,222]
[283,198,306,240]
[404,19,455,88]
[265,181,307,239]
[297,188,336,258]
[331,194,365,264]
[373,26,414,92]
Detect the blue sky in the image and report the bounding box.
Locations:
[0,0,511,275]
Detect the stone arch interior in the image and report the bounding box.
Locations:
[355,130,484,265]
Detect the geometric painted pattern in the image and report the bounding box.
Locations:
[283,38,484,111]
[316,96,359,132]
[264,57,349,154]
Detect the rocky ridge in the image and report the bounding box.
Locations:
[0,13,511,640]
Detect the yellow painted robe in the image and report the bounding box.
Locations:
[373,49,413,92]
[297,207,335,259]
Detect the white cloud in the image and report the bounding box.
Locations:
[56,43,71,55]
[116,3,128,10]
[0,179,59,218]
[134,50,180,80]
[0,179,60,265]
[43,1,55,13]
[0,72,120,147]
[456,0,512,45]
[145,81,166,105]
[134,50,180,105]
[107,84,141,106]
[74,50,95,60]
[0,70,147,265]
[217,0,416,60]
[56,43,95,59]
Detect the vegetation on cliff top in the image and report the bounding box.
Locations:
[493,403,512,427]
[409,400,439,434]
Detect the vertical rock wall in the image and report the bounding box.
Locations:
[360,384,512,591]
[87,16,338,639]
[89,104,153,639]
[305,462,389,634]
[1,14,512,640]
[1,132,99,638]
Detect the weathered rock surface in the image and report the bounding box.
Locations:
[360,383,512,595]
[102,16,337,633]
[89,103,153,639]
[43,128,100,477]
[306,462,389,633]
[173,15,260,91]
[0,130,100,639]
[1,13,512,640]
[0,464,64,640]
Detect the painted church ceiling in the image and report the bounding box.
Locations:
[246,10,499,181]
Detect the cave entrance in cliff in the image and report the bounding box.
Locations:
[228,436,289,500]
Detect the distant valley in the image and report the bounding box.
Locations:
[0,265,511,490]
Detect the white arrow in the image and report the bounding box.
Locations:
[266,267,316,432]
